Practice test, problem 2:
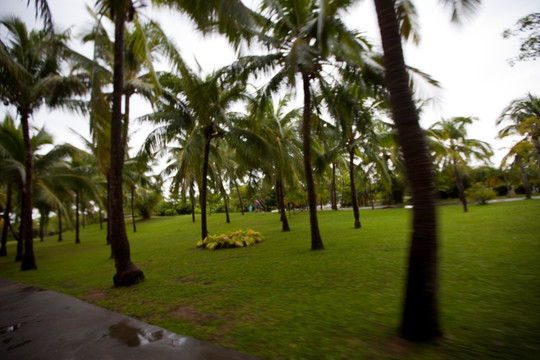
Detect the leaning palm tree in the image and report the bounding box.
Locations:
[372,0,482,341]
[497,93,540,183]
[428,116,493,212]
[0,18,86,270]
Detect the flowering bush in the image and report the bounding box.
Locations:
[196,229,264,250]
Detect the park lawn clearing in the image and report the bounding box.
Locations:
[0,200,539,359]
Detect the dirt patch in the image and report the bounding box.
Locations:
[82,290,106,302]
[170,304,219,324]
[366,333,417,358]
[177,276,196,283]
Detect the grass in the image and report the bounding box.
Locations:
[1,200,539,359]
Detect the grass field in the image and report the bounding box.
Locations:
[1,200,539,359]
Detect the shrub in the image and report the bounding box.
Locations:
[196,229,264,250]
[465,183,497,205]
[163,209,176,216]
[175,203,192,215]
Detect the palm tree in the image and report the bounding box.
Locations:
[94,0,145,286]
[497,93,540,183]
[94,0,259,285]
[0,115,24,257]
[428,116,493,212]
[500,140,535,199]
[0,17,86,270]
[321,80,387,228]
[0,116,67,258]
[123,154,152,232]
[23,0,54,31]
[143,69,247,240]
[372,0,481,341]
[247,93,303,232]
[221,0,378,250]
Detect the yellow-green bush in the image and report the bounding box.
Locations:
[196,229,264,250]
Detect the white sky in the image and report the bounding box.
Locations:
[1,0,539,167]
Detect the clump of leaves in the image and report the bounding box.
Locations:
[196,229,264,250]
[466,183,497,205]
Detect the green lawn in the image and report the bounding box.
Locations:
[1,200,539,359]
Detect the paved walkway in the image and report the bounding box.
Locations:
[0,278,263,359]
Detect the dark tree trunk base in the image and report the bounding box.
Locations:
[0,248,7,257]
[21,258,37,271]
[113,262,145,287]
[354,220,361,229]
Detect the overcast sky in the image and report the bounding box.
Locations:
[1,0,539,166]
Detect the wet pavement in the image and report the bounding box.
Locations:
[0,277,263,359]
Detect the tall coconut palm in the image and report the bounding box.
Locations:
[321,79,387,228]
[372,0,481,341]
[0,17,86,270]
[221,0,379,250]
[497,93,540,183]
[94,0,145,286]
[428,116,493,212]
[95,0,259,284]
[143,69,248,240]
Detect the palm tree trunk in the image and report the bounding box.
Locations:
[107,174,111,245]
[39,211,44,242]
[235,181,245,215]
[301,72,324,251]
[15,192,23,262]
[221,179,231,224]
[131,185,137,232]
[276,177,290,232]
[531,128,540,183]
[58,209,63,242]
[349,148,361,229]
[0,184,12,256]
[99,209,103,230]
[515,155,532,199]
[452,158,468,212]
[200,133,211,240]
[82,193,86,228]
[331,163,338,210]
[374,0,440,341]
[123,93,131,155]
[20,110,37,270]
[75,190,80,244]
[110,8,144,287]
[190,180,196,223]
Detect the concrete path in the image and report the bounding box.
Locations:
[0,278,263,360]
